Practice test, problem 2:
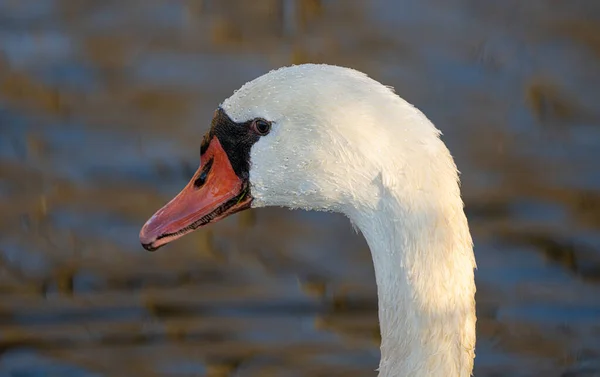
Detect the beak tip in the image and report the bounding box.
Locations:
[141,242,158,252]
[139,223,158,251]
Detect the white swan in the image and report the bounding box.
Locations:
[139,64,476,377]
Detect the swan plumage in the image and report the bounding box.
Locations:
[140,64,476,376]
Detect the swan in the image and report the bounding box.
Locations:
[139,64,476,376]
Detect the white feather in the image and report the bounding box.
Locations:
[222,64,476,377]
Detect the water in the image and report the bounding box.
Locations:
[0,0,599,376]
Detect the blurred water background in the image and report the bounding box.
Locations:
[1,0,600,376]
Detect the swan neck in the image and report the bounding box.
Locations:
[351,196,476,377]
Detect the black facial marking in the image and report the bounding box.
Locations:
[194,157,213,188]
[201,108,263,179]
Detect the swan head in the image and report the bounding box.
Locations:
[140,64,449,250]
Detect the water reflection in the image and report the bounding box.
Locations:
[0,0,599,376]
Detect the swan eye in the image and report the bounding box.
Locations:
[251,119,271,136]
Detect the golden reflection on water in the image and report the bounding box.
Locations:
[1,0,600,376]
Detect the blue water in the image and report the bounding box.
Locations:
[0,1,599,376]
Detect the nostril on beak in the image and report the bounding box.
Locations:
[194,158,213,188]
[194,171,207,188]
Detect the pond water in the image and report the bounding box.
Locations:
[1,0,599,376]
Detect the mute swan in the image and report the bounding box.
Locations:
[140,64,476,376]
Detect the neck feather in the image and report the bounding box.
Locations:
[347,175,476,377]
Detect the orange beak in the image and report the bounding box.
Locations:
[139,137,252,251]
